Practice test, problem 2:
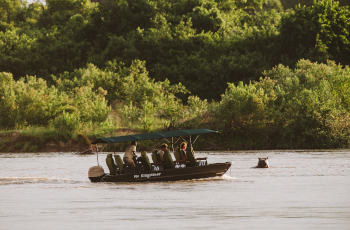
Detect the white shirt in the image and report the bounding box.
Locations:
[157,150,164,161]
[124,145,136,159]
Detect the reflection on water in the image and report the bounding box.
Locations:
[1,150,350,230]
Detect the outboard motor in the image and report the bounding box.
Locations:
[88,166,105,182]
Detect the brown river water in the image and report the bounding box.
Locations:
[1,150,349,230]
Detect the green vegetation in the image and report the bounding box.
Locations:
[280,0,348,9]
[202,60,350,149]
[0,0,350,151]
[0,71,111,130]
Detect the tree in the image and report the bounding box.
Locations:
[0,0,22,23]
[278,0,350,67]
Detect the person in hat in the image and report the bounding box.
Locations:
[157,143,168,162]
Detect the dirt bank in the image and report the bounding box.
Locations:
[0,129,224,153]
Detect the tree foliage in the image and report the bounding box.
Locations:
[1,0,350,148]
[0,71,111,130]
[279,0,350,67]
[207,60,350,149]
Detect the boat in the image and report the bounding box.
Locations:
[88,129,232,182]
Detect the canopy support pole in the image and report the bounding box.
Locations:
[162,137,174,153]
[174,137,181,145]
[163,138,170,143]
[172,137,174,154]
[180,135,200,149]
[190,135,192,149]
[99,144,107,152]
[96,145,99,166]
[192,135,200,145]
[96,144,107,166]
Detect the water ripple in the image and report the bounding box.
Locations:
[0,177,69,185]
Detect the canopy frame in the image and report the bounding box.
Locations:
[91,129,217,144]
[94,143,108,166]
[91,129,217,165]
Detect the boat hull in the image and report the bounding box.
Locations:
[89,162,232,182]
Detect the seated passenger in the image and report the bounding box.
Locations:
[157,143,168,162]
[180,142,188,160]
[136,151,146,165]
[123,141,137,167]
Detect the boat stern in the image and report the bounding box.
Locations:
[88,166,105,182]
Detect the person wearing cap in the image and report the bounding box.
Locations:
[157,143,168,162]
[123,141,137,167]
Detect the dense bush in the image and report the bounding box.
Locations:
[1,0,350,150]
[280,0,348,9]
[54,60,189,131]
[1,0,349,100]
[0,60,191,133]
[278,0,350,67]
[0,71,111,130]
[206,60,350,149]
[0,0,286,100]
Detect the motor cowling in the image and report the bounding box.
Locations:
[88,166,105,178]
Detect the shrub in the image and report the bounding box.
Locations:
[52,111,80,132]
[207,59,350,149]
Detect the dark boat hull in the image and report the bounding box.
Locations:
[89,162,232,182]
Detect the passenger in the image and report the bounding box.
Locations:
[136,151,147,165]
[123,141,137,167]
[157,143,168,162]
[180,142,187,160]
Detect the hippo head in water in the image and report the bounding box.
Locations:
[256,157,269,168]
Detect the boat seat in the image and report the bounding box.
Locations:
[174,147,185,161]
[152,149,160,163]
[141,151,152,171]
[106,154,117,175]
[186,147,197,167]
[114,154,124,174]
[163,149,174,169]
[197,157,208,166]
[186,147,208,166]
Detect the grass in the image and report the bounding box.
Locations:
[20,126,73,144]
[0,139,9,151]
[23,141,38,152]
[0,112,205,152]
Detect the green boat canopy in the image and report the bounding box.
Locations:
[91,129,217,144]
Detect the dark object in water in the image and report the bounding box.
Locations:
[256,157,269,168]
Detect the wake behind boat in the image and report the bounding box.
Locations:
[88,129,232,182]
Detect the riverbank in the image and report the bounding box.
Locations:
[0,129,223,153]
[0,131,90,153]
[2,128,347,153]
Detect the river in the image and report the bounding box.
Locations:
[1,150,349,230]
